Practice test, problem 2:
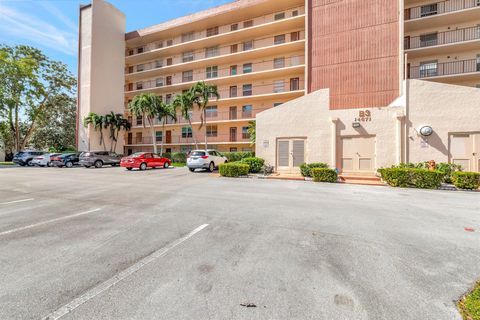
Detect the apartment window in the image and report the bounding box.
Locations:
[128,49,134,56]
[155,60,163,68]
[206,66,218,79]
[242,126,250,139]
[155,131,163,142]
[420,4,438,17]
[128,66,134,74]
[420,33,438,47]
[291,31,300,42]
[206,26,219,37]
[230,86,238,98]
[182,31,195,43]
[274,57,285,69]
[274,34,286,45]
[230,65,238,75]
[157,41,163,49]
[136,47,144,54]
[231,44,238,53]
[166,76,172,86]
[477,54,480,71]
[243,63,253,74]
[231,23,238,31]
[182,51,194,62]
[290,77,300,91]
[136,64,144,72]
[206,106,218,118]
[136,116,143,125]
[156,78,164,87]
[274,80,285,93]
[243,20,253,28]
[127,133,133,145]
[166,58,173,66]
[274,12,285,20]
[135,132,142,144]
[419,61,438,77]
[181,127,192,138]
[291,55,301,66]
[166,39,173,46]
[206,125,218,137]
[127,116,133,124]
[243,40,254,51]
[243,84,252,96]
[242,105,253,118]
[136,82,143,90]
[166,94,172,103]
[205,46,219,58]
[182,70,193,82]
[292,10,299,17]
[476,84,480,88]
[274,102,283,107]
[230,147,238,152]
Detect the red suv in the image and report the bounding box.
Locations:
[120,152,171,171]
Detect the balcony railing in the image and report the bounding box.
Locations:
[129,133,250,145]
[405,26,480,49]
[409,58,480,79]
[405,0,480,20]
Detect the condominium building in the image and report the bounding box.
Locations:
[77,0,480,174]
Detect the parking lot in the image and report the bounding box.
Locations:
[0,166,479,319]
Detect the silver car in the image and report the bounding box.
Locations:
[32,153,60,167]
[79,151,122,168]
[187,149,228,172]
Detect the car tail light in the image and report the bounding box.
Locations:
[201,156,209,159]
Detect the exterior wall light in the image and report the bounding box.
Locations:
[419,125,433,137]
[352,122,361,128]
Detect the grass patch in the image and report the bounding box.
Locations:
[458,282,480,320]
[0,162,14,165]
[172,162,186,167]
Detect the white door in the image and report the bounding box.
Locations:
[340,136,376,173]
[450,133,480,172]
[277,139,305,173]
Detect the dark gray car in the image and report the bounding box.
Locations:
[13,151,47,166]
[79,151,122,168]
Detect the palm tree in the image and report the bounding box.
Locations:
[192,81,220,150]
[247,120,256,146]
[105,111,122,152]
[83,112,106,151]
[128,93,162,153]
[156,102,177,155]
[114,118,131,152]
[173,90,198,149]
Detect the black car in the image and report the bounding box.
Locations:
[13,151,47,166]
[50,153,81,168]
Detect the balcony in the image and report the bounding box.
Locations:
[126,133,251,146]
[405,26,480,58]
[409,58,480,81]
[125,14,305,64]
[405,0,480,31]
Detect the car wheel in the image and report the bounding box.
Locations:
[47,162,51,167]
[164,162,169,169]
[65,161,73,168]
[94,160,103,168]
[189,168,195,172]
[84,165,91,168]
[26,160,33,167]
[139,162,147,171]
[126,167,132,171]
[208,162,215,172]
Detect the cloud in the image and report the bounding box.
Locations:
[0,3,77,56]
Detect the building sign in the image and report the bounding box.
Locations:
[263,140,269,148]
[355,110,372,122]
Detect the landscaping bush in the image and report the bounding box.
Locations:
[452,172,480,190]
[218,162,250,177]
[378,168,444,189]
[161,152,187,163]
[436,162,462,183]
[300,162,329,177]
[239,157,265,173]
[221,151,254,162]
[311,168,337,183]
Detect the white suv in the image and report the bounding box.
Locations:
[187,149,228,172]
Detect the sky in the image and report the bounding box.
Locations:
[0,0,232,75]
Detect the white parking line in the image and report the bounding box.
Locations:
[42,223,209,320]
[0,198,34,205]
[0,208,102,237]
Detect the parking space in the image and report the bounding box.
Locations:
[0,166,479,319]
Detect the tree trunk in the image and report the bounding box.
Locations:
[15,105,20,152]
[114,130,120,153]
[188,119,198,149]
[150,119,157,154]
[204,108,208,150]
[160,118,166,156]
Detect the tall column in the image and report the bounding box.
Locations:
[329,117,339,169]
[394,112,405,165]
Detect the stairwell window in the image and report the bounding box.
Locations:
[206,66,218,79]
[274,34,286,45]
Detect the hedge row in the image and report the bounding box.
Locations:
[218,162,250,177]
[161,152,187,163]
[221,152,254,162]
[312,168,338,183]
[378,168,444,189]
[452,172,480,190]
[393,162,461,183]
[300,163,328,177]
[239,157,264,173]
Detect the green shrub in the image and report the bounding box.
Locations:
[300,163,329,177]
[219,162,250,177]
[221,151,254,162]
[436,162,462,183]
[378,168,444,189]
[452,172,480,190]
[311,168,337,183]
[239,157,265,173]
[171,152,187,163]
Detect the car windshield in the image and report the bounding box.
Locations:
[15,152,25,156]
[80,152,91,157]
[131,152,145,157]
[190,151,206,157]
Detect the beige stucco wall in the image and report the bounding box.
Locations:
[256,79,480,172]
[78,0,126,153]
